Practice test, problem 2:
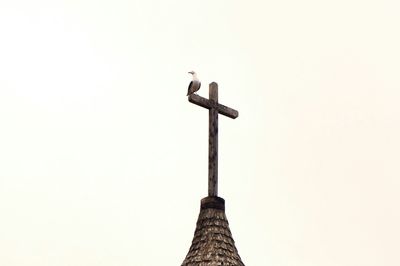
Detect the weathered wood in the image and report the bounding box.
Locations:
[216,103,239,119]
[188,94,211,109]
[188,94,239,119]
[209,83,218,197]
[188,82,239,197]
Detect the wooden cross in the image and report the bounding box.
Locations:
[188,82,239,197]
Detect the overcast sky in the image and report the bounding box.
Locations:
[1,1,399,265]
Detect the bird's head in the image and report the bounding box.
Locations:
[188,71,196,75]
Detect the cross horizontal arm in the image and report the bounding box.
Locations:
[188,94,210,109]
[188,94,239,119]
[217,102,239,119]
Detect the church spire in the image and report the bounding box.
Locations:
[181,82,245,265]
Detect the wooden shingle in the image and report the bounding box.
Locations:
[181,197,245,266]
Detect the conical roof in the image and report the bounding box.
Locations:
[181,196,245,266]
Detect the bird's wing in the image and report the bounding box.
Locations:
[187,81,193,90]
[187,81,193,95]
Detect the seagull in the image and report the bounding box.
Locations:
[187,71,201,96]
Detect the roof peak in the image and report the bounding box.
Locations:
[201,196,225,211]
[181,197,245,266]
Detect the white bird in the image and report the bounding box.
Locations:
[187,71,201,96]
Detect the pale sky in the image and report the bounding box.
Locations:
[1,1,399,265]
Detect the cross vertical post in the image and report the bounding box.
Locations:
[188,82,239,197]
[209,83,218,196]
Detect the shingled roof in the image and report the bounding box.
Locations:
[181,196,245,266]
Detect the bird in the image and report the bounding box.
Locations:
[187,71,201,96]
